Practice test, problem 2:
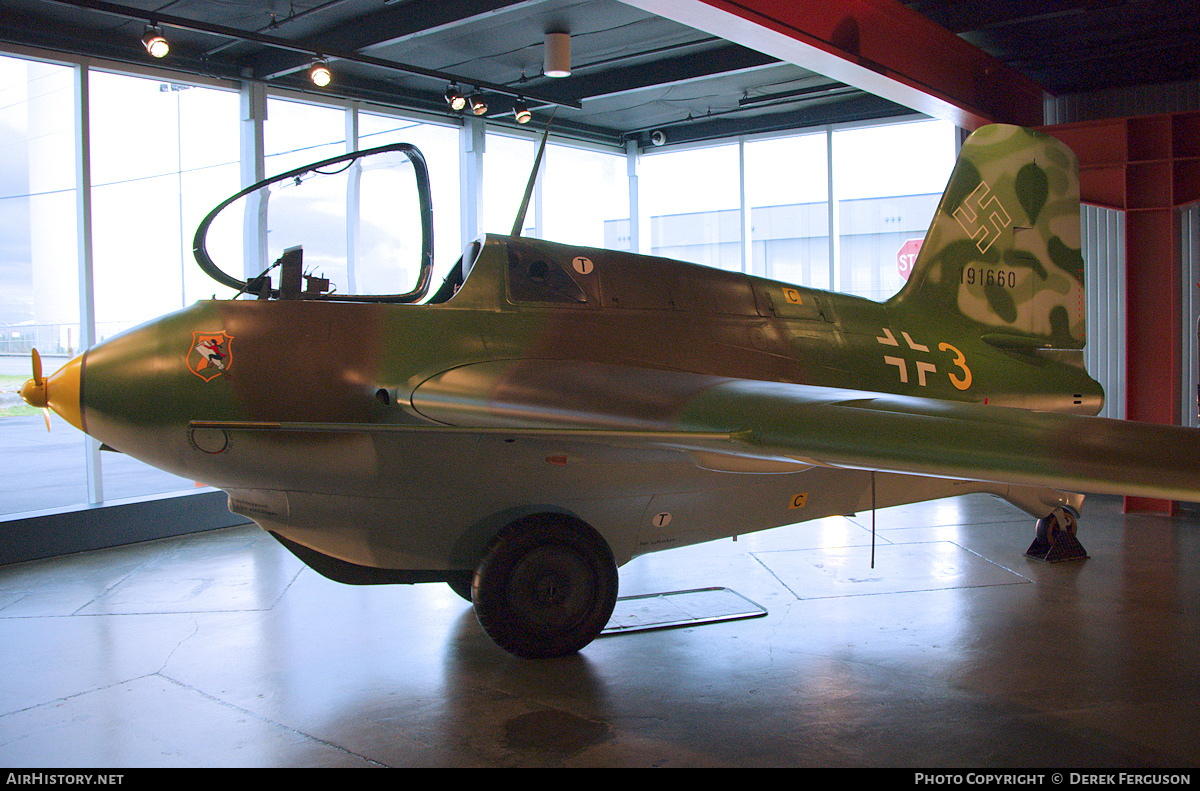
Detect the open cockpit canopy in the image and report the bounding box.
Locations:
[193,143,434,303]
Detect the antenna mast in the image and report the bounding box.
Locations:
[510,109,556,237]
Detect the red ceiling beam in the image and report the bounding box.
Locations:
[623,0,1045,129]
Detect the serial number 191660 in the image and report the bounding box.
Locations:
[961,266,1018,288]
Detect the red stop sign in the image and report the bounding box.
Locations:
[897,239,923,280]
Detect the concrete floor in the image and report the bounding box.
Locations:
[1,493,1198,768]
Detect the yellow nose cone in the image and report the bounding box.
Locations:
[19,375,46,409]
[20,354,85,432]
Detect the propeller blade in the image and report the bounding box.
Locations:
[42,407,51,433]
[20,348,49,414]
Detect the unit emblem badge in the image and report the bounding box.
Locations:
[187,331,233,381]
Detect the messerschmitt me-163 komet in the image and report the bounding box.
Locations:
[21,125,1200,658]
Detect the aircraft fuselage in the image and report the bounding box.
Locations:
[73,233,1098,576]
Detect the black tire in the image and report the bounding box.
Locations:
[472,515,618,659]
[446,572,474,602]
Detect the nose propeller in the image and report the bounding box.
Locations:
[19,349,54,432]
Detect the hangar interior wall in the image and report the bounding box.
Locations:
[1082,205,1126,422]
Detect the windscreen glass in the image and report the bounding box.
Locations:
[200,146,427,298]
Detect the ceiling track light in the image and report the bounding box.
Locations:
[309,57,331,87]
[444,83,467,112]
[468,92,488,116]
[69,3,581,114]
[513,98,531,124]
[141,24,169,58]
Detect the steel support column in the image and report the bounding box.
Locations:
[74,63,102,505]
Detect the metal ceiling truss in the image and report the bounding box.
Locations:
[33,0,580,109]
[7,0,922,149]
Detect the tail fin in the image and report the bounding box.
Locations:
[889,125,1086,350]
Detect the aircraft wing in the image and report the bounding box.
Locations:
[400,360,1200,503]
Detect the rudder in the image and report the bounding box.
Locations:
[889,125,1087,350]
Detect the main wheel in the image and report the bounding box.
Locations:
[472,515,618,659]
[1035,507,1079,546]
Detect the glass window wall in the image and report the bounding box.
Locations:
[0,56,87,514]
[358,112,461,284]
[832,119,956,300]
[640,142,742,271]
[483,132,536,237]
[264,96,346,172]
[541,143,628,248]
[89,72,241,333]
[88,71,241,501]
[261,98,348,293]
[745,132,829,288]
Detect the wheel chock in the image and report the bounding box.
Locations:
[1025,509,1089,563]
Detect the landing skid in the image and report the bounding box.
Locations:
[1025,507,1089,562]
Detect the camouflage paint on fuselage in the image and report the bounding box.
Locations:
[892,124,1087,350]
[36,125,1153,583]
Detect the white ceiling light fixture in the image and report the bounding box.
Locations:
[543,32,571,78]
